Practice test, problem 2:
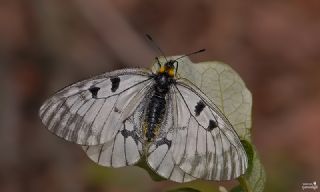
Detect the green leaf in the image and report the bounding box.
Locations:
[135,156,165,182]
[150,57,265,191]
[230,185,243,192]
[167,187,201,192]
[241,140,254,175]
[236,142,266,192]
[167,184,221,192]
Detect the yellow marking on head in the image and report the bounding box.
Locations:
[158,66,175,76]
[168,68,175,77]
[159,66,165,73]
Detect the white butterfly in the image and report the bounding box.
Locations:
[39,56,248,183]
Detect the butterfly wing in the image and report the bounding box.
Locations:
[39,68,154,145]
[82,91,153,168]
[82,116,144,168]
[171,78,248,181]
[146,90,196,182]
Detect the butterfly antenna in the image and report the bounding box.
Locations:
[174,49,206,61]
[173,49,206,75]
[146,34,168,62]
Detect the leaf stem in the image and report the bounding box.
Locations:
[238,176,252,192]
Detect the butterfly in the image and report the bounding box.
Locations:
[39,54,248,183]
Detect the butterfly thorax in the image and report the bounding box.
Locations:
[144,70,174,142]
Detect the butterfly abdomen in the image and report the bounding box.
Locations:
[145,73,173,141]
[145,92,166,142]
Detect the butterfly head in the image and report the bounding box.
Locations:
[158,60,177,77]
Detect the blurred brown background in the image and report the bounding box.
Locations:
[0,0,320,192]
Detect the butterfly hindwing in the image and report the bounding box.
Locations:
[171,78,248,180]
[39,68,153,145]
[83,116,144,167]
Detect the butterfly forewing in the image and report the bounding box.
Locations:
[39,68,153,145]
[170,78,248,180]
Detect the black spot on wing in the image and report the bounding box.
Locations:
[120,129,140,145]
[121,129,129,138]
[89,86,100,98]
[155,137,172,148]
[114,107,120,113]
[110,76,120,92]
[208,119,217,131]
[194,100,206,116]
